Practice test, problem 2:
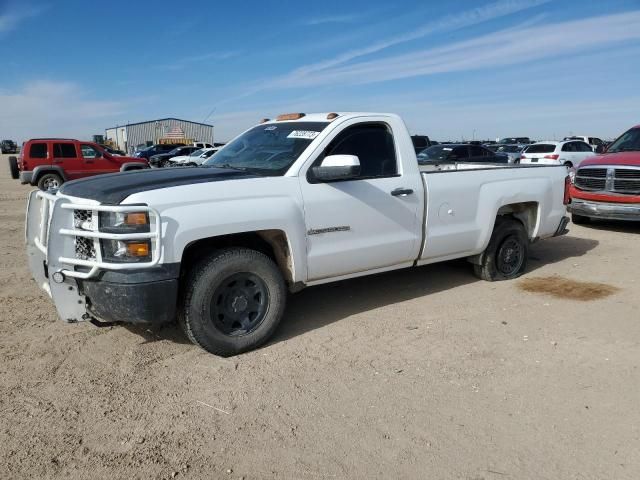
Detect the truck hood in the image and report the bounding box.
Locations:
[580,151,640,167]
[59,166,259,204]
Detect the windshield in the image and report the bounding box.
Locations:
[607,128,640,153]
[190,148,204,157]
[417,145,456,162]
[204,121,329,174]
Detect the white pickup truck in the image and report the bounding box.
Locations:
[26,112,570,356]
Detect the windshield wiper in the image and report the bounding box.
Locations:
[213,163,264,175]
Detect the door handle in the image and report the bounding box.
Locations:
[391,188,414,197]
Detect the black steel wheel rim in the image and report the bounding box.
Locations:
[209,272,269,336]
[496,236,523,275]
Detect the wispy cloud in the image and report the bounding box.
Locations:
[269,10,640,88]
[0,2,47,34]
[0,81,125,141]
[301,13,365,26]
[277,0,550,81]
[156,50,241,71]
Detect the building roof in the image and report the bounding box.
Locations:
[107,117,214,129]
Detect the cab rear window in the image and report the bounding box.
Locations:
[525,144,556,154]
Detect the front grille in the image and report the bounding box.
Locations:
[73,209,94,230]
[75,237,96,260]
[575,167,640,194]
[575,168,606,191]
[613,168,640,194]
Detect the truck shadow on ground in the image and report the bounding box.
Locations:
[272,234,599,344]
[125,235,598,348]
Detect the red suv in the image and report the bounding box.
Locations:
[9,138,148,190]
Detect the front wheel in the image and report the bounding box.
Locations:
[179,248,287,356]
[37,173,63,191]
[473,217,528,281]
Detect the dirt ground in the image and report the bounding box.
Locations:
[1,154,639,480]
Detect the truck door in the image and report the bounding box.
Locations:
[299,121,423,281]
[80,143,116,175]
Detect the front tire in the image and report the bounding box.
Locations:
[37,173,63,191]
[179,248,287,356]
[473,217,528,281]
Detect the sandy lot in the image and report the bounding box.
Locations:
[0,154,639,479]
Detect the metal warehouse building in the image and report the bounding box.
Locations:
[105,118,214,154]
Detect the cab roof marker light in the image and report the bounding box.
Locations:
[276,113,306,121]
[327,113,339,120]
[259,118,270,123]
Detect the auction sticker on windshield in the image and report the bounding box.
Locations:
[287,130,320,139]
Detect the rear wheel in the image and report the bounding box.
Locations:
[8,156,19,179]
[571,213,591,225]
[179,248,287,356]
[473,217,528,281]
[37,173,63,191]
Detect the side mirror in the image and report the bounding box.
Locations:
[95,150,103,158]
[595,144,606,154]
[312,155,360,181]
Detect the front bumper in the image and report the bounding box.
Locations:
[25,190,169,324]
[569,198,640,221]
[19,171,33,184]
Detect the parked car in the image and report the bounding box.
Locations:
[417,144,510,164]
[499,137,531,145]
[1,139,18,154]
[26,112,569,356]
[411,135,432,154]
[10,138,148,190]
[494,144,525,163]
[149,146,200,168]
[520,140,594,169]
[563,136,606,153]
[193,142,214,149]
[568,125,640,223]
[100,145,126,156]
[169,147,219,166]
[134,143,186,160]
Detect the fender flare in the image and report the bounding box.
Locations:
[32,165,68,185]
[120,162,149,172]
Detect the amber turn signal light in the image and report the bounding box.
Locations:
[126,241,150,257]
[276,112,305,121]
[124,212,148,226]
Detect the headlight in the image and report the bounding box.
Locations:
[99,211,150,233]
[101,239,151,263]
[99,211,152,263]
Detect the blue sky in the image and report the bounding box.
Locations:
[1,0,640,142]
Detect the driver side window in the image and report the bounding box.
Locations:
[322,123,398,178]
[81,144,99,159]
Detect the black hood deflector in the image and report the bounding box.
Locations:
[59,167,259,204]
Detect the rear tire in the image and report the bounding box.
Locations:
[8,156,19,179]
[37,173,63,191]
[571,213,591,225]
[473,217,528,281]
[179,248,287,356]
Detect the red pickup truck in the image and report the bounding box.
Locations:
[9,138,148,190]
[569,125,640,223]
